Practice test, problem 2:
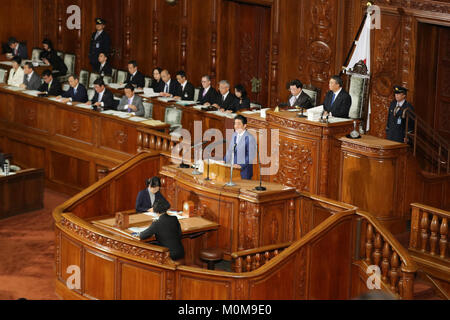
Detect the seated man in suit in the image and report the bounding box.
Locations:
[386,86,415,143]
[87,78,114,110]
[135,176,168,213]
[322,75,352,118]
[57,74,88,103]
[117,83,145,116]
[224,115,257,180]
[159,69,182,98]
[7,37,28,60]
[40,38,67,78]
[174,70,195,101]
[7,56,24,87]
[20,62,41,90]
[213,80,239,113]
[133,197,185,261]
[123,60,145,90]
[285,79,313,110]
[38,69,62,96]
[96,52,112,77]
[198,75,219,106]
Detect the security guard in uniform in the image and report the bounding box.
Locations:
[386,86,415,143]
[89,18,111,71]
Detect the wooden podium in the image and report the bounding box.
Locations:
[202,160,241,183]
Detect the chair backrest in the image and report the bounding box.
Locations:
[31,48,43,61]
[87,89,95,101]
[102,76,112,85]
[63,53,76,75]
[194,88,200,102]
[111,68,117,83]
[250,102,262,110]
[62,83,70,91]
[56,51,64,59]
[302,84,321,107]
[164,107,183,126]
[142,101,153,119]
[88,73,100,88]
[116,70,127,84]
[144,77,152,88]
[79,69,89,88]
[0,69,7,84]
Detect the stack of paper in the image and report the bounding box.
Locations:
[0,61,14,66]
[22,90,41,97]
[128,116,148,122]
[176,100,197,106]
[47,97,61,102]
[4,86,24,91]
[75,104,93,110]
[107,83,125,90]
[157,97,176,103]
[141,119,166,126]
[193,105,205,110]
[128,227,148,233]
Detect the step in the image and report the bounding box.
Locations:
[413,280,436,300]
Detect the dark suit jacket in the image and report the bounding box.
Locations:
[11,42,28,60]
[139,213,185,260]
[135,190,167,213]
[288,91,313,109]
[125,71,145,89]
[161,79,182,97]
[90,88,114,109]
[180,81,195,100]
[323,89,352,118]
[61,84,88,103]
[237,97,251,111]
[97,62,113,77]
[38,78,62,96]
[151,79,164,93]
[89,31,111,61]
[40,50,67,76]
[22,72,41,91]
[224,130,257,180]
[218,92,239,112]
[198,87,219,105]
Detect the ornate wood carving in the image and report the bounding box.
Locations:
[152,0,159,67]
[59,217,171,263]
[124,0,132,65]
[273,139,313,192]
[295,247,307,299]
[114,130,128,145]
[266,113,322,136]
[239,201,246,251]
[165,270,175,300]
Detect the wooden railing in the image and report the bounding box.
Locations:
[405,111,450,175]
[137,127,177,153]
[231,242,292,273]
[356,211,417,299]
[410,203,448,260]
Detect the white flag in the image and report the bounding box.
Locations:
[347,14,372,131]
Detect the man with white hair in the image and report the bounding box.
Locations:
[212,80,239,113]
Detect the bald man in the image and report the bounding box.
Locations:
[159,70,182,98]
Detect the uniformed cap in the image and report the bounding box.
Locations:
[394,86,408,94]
[95,18,106,25]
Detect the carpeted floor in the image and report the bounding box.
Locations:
[0,189,70,300]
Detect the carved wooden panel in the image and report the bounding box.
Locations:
[119,261,165,300]
[177,273,232,300]
[59,234,83,294]
[84,249,116,300]
[55,109,94,144]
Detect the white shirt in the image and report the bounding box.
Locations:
[27,71,34,82]
[7,66,24,87]
[236,130,246,145]
[202,86,210,97]
[180,80,187,92]
[222,91,229,102]
[332,88,342,102]
[97,88,105,106]
[164,80,171,93]
[95,30,103,40]
[290,91,302,106]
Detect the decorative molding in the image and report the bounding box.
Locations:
[59,217,171,264]
[114,130,128,145]
[266,113,322,136]
[239,201,246,250]
[165,270,175,300]
[296,247,307,299]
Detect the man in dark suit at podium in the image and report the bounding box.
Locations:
[224,115,257,180]
[159,70,183,98]
[89,18,111,71]
[286,79,313,109]
[58,74,88,103]
[198,75,219,105]
[322,75,352,118]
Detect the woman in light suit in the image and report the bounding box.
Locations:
[7,56,24,87]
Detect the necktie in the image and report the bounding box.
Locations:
[130,74,134,81]
[394,104,400,115]
[203,89,207,97]
[290,96,296,106]
[165,83,169,93]
[48,82,51,91]
[222,95,226,103]
[331,93,336,105]
[74,88,77,96]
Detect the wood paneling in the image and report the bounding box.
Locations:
[119,262,164,300]
[84,249,116,300]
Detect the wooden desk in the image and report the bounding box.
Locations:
[245,110,355,198]
[160,164,300,260]
[338,135,409,233]
[107,85,235,138]
[0,85,169,194]
[0,167,44,219]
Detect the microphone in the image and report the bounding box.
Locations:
[254,143,266,191]
[204,139,227,181]
[225,141,237,187]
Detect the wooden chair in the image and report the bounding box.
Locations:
[79,69,90,88]
[303,84,321,107]
[116,70,127,84]
[143,101,153,119]
[31,48,43,61]
[164,107,183,132]
[88,73,101,88]
[0,69,7,84]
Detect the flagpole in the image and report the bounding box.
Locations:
[340,2,373,76]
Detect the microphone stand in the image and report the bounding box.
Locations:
[225,143,237,187]
[254,143,266,191]
[205,157,211,181]
[297,105,307,118]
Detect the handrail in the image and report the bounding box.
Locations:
[405,110,449,175]
[411,203,450,218]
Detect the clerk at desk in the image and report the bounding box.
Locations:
[224,115,256,180]
[135,176,168,213]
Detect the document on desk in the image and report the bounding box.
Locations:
[128,116,148,122]
[207,110,236,119]
[75,104,93,110]
[115,113,132,119]
[22,90,41,97]
[240,110,260,115]
[157,97,177,103]
[4,86,25,91]
[167,210,188,220]
[176,100,197,106]
[128,227,148,233]
[47,97,61,102]
[193,105,205,110]
[108,83,125,90]
[0,61,14,66]
[141,119,166,126]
